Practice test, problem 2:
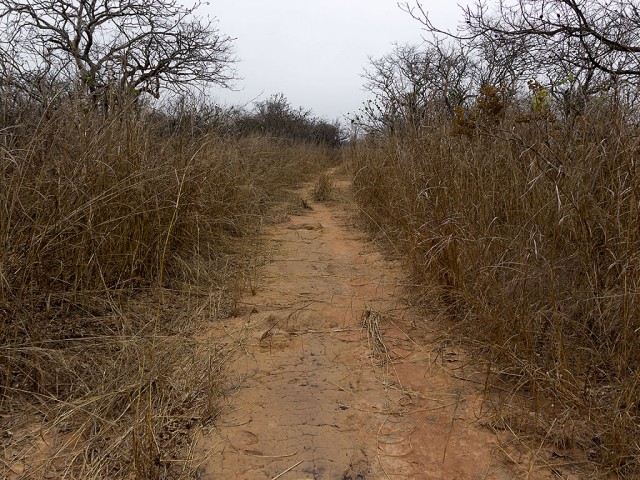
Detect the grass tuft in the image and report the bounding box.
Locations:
[312,171,335,202]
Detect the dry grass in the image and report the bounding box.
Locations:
[312,171,335,202]
[347,102,640,476]
[0,100,337,478]
[361,308,391,368]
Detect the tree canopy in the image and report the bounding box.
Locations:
[0,0,236,106]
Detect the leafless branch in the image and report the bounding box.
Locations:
[0,0,236,107]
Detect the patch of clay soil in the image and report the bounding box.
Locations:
[195,177,554,480]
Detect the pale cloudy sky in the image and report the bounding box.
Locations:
[203,1,465,121]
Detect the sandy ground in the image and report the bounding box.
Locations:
[195,179,546,480]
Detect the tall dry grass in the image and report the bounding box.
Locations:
[348,101,640,476]
[312,171,336,201]
[0,98,336,478]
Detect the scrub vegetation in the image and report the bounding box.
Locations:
[2,0,640,477]
[0,3,339,476]
[347,0,640,476]
[0,96,338,478]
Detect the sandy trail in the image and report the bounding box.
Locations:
[196,178,524,479]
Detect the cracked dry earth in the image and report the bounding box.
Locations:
[195,179,530,480]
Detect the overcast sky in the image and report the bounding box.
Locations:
[203,1,465,121]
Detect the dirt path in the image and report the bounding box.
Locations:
[195,178,534,479]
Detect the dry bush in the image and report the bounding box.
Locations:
[0,99,335,478]
[348,102,640,476]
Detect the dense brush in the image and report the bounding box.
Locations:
[0,100,337,478]
[348,102,640,475]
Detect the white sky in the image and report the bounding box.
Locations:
[202,1,465,121]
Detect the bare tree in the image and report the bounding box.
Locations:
[356,41,479,134]
[0,0,236,107]
[399,0,640,114]
[233,94,342,147]
[401,0,640,76]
